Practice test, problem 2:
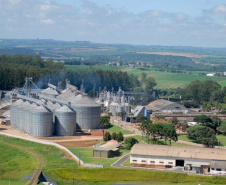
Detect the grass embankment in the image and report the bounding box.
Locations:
[0,135,77,185]
[53,168,226,184]
[107,124,134,135]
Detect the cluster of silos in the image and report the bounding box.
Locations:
[10,99,53,137]
[97,87,132,120]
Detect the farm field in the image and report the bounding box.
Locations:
[107,124,134,135]
[126,68,226,88]
[66,65,124,71]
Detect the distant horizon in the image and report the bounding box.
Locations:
[1,38,226,49]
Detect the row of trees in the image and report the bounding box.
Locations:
[139,117,177,145]
[103,132,124,142]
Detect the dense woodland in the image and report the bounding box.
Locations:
[0,55,64,90]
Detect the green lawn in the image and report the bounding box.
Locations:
[69,147,130,168]
[216,134,226,146]
[126,68,226,89]
[178,134,194,142]
[66,65,124,71]
[107,124,134,135]
[122,158,132,167]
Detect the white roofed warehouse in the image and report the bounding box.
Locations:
[145,99,188,114]
[130,144,226,175]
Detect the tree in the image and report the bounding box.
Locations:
[219,122,226,135]
[103,132,111,141]
[144,77,157,100]
[187,125,217,148]
[124,137,139,150]
[171,117,179,128]
[116,132,124,142]
[112,132,117,140]
[181,122,189,132]
[194,115,221,131]
[99,116,111,139]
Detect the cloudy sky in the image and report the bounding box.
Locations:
[1,0,226,47]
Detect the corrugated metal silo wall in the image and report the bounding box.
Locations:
[110,104,116,116]
[16,102,25,131]
[55,111,76,136]
[73,105,101,130]
[10,103,15,127]
[31,111,53,137]
[23,105,31,134]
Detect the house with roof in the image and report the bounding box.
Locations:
[130,144,226,174]
[145,99,188,114]
[93,140,120,158]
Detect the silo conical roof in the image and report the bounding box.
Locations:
[55,105,74,112]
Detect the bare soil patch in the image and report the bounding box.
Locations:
[56,140,99,148]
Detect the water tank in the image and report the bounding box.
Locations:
[116,105,124,113]
[55,105,76,136]
[72,95,101,130]
[30,105,53,137]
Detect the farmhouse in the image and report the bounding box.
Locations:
[93,140,120,158]
[130,144,226,174]
[145,99,188,114]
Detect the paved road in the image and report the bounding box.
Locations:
[112,154,130,168]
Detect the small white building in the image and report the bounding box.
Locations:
[206,73,215,77]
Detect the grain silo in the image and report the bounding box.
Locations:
[30,105,53,137]
[10,99,23,128]
[16,100,26,131]
[71,95,101,130]
[110,102,118,116]
[55,105,76,136]
[28,103,38,135]
[23,101,32,133]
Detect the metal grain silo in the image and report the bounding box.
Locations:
[110,102,118,116]
[28,103,38,135]
[55,105,76,136]
[16,100,26,131]
[11,99,24,129]
[23,101,32,133]
[116,105,124,113]
[72,95,101,131]
[31,105,53,137]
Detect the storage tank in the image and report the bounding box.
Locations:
[110,102,118,116]
[16,100,27,131]
[23,101,32,133]
[71,95,101,130]
[30,105,53,137]
[11,99,24,129]
[28,103,38,135]
[55,105,76,136]
[116,105,124,113]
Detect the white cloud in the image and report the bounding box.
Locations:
[0,0,226,47]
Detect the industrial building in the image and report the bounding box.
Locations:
[93,140,120,158]
[130,144,226,174]
[145,99,188,114]
[9,78,101,137]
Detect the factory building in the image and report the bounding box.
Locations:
[145,99,188,114]
[130,144,226,174]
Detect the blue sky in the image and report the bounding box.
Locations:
[1,0,226,47]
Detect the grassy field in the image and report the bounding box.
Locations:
[126,68,226,89]
[107,124,134,135]
[66,65,124,71]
